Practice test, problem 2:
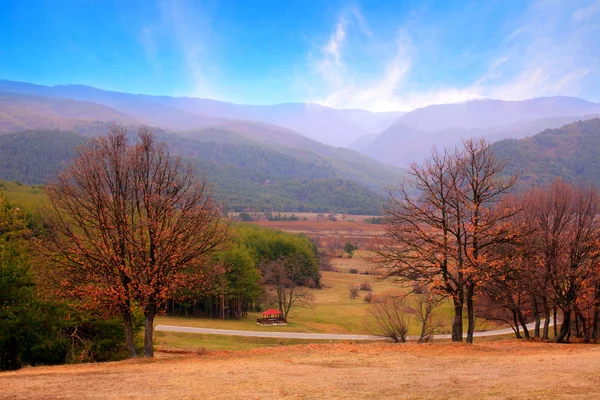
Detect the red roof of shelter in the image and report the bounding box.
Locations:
[262,308,282,315]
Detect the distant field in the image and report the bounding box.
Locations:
[3,341,600,399]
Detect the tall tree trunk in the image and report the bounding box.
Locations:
[122,311,138,358]
[451,296,464,342]
[542,308,550,340]
[593,306,599,341]
[579,312,590,343]
[553,307,558,338]
[532,296,540,339]
[517,309,530,339]
[466,284,475,343]
[513,309,523,339]
[143,306,156,357]
[556,309,571,343]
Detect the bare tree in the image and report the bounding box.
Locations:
[261,257,314,319]
[408,293,446,342]
[46,126,228,358]
[348,285,360,299]
[367,295,410,342]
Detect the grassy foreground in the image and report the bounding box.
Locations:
[2,341,599,399]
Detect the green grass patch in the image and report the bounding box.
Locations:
[154,331,350,352]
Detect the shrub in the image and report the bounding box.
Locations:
[349,268,359,274]
[363,292,374,304]
[348,285,360,299]
[359,282,373,291]
[238,212,253,221]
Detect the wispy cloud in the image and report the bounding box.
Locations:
[138,0,220,99]
[302,1,600,112]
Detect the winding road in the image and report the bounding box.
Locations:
[156,318,557,341]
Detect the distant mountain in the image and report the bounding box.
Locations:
[491,118,600,188]
[397,97,600,132]
[0,91,137,132]
[352,97,600,167]
[0,80,404,147]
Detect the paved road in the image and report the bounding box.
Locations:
[156,318,557,341]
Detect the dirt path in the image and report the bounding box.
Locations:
[155,318,557,340]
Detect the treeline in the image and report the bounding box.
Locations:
[479,180,600,342]
[375,137,600,343]
[167,223,320,320]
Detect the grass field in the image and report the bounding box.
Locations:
[3,340,599,399]
[155,267,498,352]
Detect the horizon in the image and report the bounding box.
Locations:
[1,0,599,112]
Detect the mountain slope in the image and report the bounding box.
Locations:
[491,118,600,187]
[0,80,404,147]
[0,129,389,214]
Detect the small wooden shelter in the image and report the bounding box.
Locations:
[257,308,287,325]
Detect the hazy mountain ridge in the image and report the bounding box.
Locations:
[0,80,404,147]
[352,97,600,167]
[0,91,138,132]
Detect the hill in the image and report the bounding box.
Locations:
[0,129,396,214]
[0,91,137,132]
[352,98,600,167]
[0,80,404,147]
[491,118,600,187]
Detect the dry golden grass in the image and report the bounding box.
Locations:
[2,341,600,399]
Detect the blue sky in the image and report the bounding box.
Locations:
[1,0,599,111]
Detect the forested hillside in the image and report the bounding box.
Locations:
[0,130,86,184]
[0,129,386,214]
[491,118,600,187]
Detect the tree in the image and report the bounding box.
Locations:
[367,295,410,342]
[261,257,314,319]
[372,139,517,343]
[46,126,228,357]
[344,242,358,258]
[407,293,446,342]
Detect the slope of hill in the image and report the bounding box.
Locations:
[0,80,404,147]
[353,97,600,167]
[0,129,391,214]
[0,91,137,132]
[0,130,86,183]
[491,118,600,187]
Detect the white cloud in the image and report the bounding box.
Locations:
[302,0,600,112]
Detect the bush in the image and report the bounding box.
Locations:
[363,292,374,304]
[348,285,360,299]
[359,282,373,291]
[238,212,253,221]
[349,268,359,274]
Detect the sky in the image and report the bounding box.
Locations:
[1,0,599,112]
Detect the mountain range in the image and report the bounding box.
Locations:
[2,79,600,214]
[0,80,403,147]
[350,97,600,167]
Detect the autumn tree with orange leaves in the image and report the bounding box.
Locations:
[46,126,228,357]
[373,138,518,343]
